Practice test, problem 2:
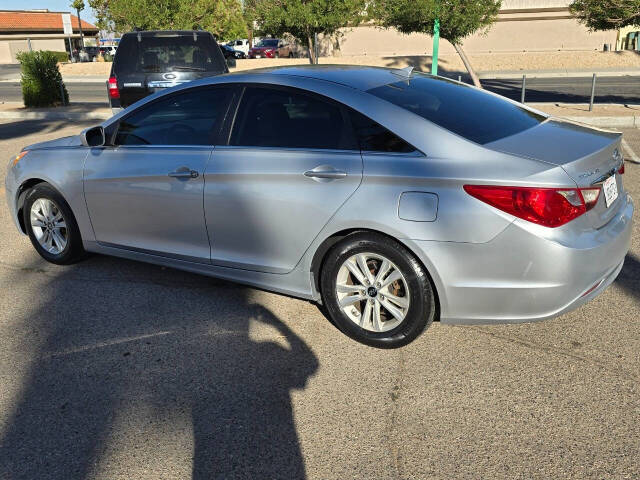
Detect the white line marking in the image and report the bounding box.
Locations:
[621,139,640,164]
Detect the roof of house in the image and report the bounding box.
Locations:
[0,10,98,33]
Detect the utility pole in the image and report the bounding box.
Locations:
[431,18,440,75]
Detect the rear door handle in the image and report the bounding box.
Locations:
[304,166,347,180]
[168,167,199,179]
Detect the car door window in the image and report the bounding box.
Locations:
[115,87,235,146]
[348,110,417,153]
[230,86,357,150]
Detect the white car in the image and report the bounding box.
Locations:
[227,39,250,55]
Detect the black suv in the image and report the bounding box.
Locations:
[107,30,228,112]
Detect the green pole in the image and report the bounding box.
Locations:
[431,18,440,76]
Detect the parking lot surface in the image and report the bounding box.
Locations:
[0,120,638,479]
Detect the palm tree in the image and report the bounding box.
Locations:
[70,0,85,50]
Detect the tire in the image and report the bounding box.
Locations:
[320,233,435,349]
[275,52,280,58]
[288,52,294,58]
[23,183,85,265]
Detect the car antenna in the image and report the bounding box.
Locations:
[397,66,414,78]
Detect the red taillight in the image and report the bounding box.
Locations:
[107,76,119,99]
[618,163,625,174]
[579,187,600,212]
[464,185,597,228]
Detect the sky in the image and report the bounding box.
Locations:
[0,1,97,24]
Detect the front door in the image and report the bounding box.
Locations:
[84,85,236,263]
[204,85,363,274]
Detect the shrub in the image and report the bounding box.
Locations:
[16,50,69,107]
[45,50,70,63]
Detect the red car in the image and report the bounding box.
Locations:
[247,39,294,58]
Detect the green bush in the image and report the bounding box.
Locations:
[45,50,70,63]
[16,50,69,108]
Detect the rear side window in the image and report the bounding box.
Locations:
[348,110,415,153]
[115,87,235,145]
[368,74,546,145]
[230,86,357,150]
[113,33,227,75]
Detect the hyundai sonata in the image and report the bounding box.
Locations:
[5,66,633,348]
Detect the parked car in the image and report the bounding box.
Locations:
[99,45,117,56]
[106,30,228,113]
[226,38,250,55]
[83,46,100,62]
[247,38,294,58]
[5,66,633,348]
[220,43,245,60]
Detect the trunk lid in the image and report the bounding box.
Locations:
[485,118,625,229]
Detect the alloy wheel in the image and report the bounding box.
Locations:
[335,252,410,332]
[30,198,67,255]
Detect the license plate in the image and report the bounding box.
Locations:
[256,55,261,58]
[603,174,618,207]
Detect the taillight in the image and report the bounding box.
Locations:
[107,76,119,99]
[618,163,625,174]
[464,185,601,228]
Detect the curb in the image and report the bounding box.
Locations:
[564,116,639,129]
[0,111,111,121]
[0,110,637,128]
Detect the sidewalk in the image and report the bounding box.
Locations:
[1,101,639,128]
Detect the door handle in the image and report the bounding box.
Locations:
[304,166,347,180]
[168,168,199,179]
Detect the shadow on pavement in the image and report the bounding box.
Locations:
[616,253,640,297]
[0,254,318,479]
[0,119,89,142]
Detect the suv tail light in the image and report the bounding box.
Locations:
[618,163,625,175]
[107,76,119,99]
[464,185,601,228]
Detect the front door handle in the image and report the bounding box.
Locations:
[304,165,347,180]
[168,167,199,179]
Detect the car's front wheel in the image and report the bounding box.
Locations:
[23,183,85,265]
[320,233,436,348]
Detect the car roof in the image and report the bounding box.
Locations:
[121,30,211,37]
[236,65,415,91]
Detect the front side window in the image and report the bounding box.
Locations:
[368,74,546,145]
[115,87,234,146]
[230,86,357,150]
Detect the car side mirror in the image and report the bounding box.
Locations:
[81,125,105,147]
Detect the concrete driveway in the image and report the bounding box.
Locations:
[0,120,638,480]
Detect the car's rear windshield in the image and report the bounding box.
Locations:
[256,39,279,47]
[113,33,226,75]
[367,74,546,145]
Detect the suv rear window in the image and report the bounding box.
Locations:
[113,33,226,75]
[367,74,546,145]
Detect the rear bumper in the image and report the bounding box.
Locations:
[410,193,634,325]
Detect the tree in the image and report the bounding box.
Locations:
[372,0,501,88]
[90,0,247,39]
[570,0,640,30]
[70,0,85,49]
[255,0,366,64]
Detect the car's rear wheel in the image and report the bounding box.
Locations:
[320,233,435,348]
[288,52,294,58]
[23,183,85,265]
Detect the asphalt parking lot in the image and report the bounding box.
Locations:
[0,119,638,480]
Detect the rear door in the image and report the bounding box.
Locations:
[203,84,363,274]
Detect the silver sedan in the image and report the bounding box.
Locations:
[5,66,633,348]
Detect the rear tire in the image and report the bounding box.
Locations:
[320,233,435,348]
[23,183,85,265]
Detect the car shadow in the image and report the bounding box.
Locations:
[616,253,640,297]
[0,119,90,142]
[0,254,319,479]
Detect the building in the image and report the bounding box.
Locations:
[331,0,622,57]
[0,9,98,64]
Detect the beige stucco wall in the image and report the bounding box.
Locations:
[332,17,618,57]
[0,41,11,63]
[0,35,88,63]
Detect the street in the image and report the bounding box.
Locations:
[1,75,640,105]
[0,119,638,479]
